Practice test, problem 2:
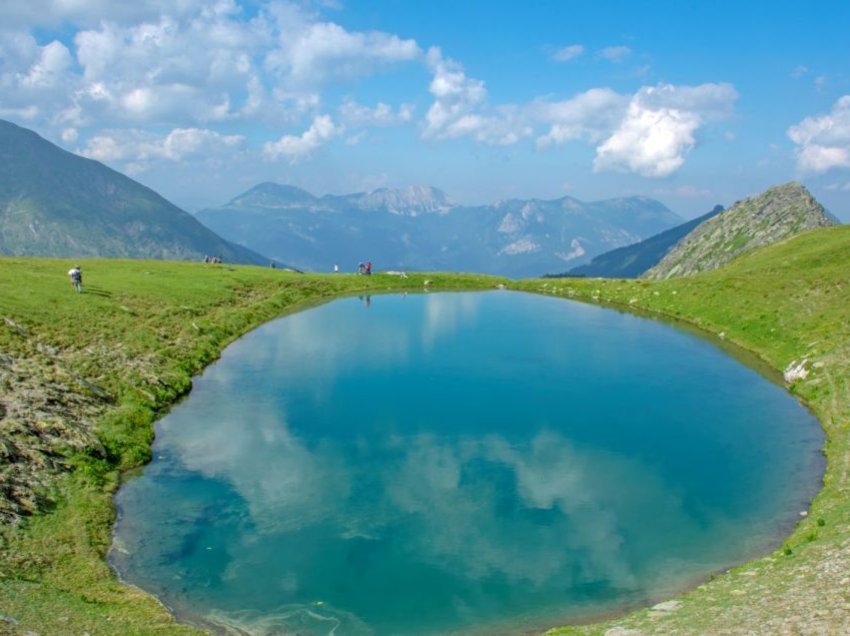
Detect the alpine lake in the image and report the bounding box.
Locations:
[111,291,824,635]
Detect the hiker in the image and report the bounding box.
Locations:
[68,265,82,293]
[365,261,372,275]
[357,262,365,274]
[333,263,339,273]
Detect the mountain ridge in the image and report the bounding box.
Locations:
[646,182,837,279]
[197,183,683,277]
[0,119,271,265]
[562,204,725,278]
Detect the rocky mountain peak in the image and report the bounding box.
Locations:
[645,182,838,279]
[228,183,318,209]
[350,185,455,216]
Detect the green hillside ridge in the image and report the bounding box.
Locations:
[559,205,724,278]
[0,119,268,265]
[1,225,849,634]
[645,182,838,279]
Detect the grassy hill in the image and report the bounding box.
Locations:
[1,226,849,633]
[646,182,838,279]
[0,119,269,265]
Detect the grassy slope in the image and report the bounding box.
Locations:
[1,225,848,634]
[513,225,850,634]
[0,260,503,635]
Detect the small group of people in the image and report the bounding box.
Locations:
[67,265,82,293]
[356,261,372,275]
[203,255,223,264]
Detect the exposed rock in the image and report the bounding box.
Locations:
[784,359,810,383]
[650,600,683,613]
[645,183,837,279]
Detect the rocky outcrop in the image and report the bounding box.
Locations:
[645,183,838,280]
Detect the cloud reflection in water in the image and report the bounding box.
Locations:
[113,291,823,634]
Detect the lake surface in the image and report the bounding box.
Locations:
[111,291,823,635]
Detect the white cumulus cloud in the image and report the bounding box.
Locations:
[264,5,421,92]
[534,88,629,148]
[0,0,211,28]
[263,114,343,161]
[788,95,850,173]
[20,39,71,88]
[593,83,737,178]
[80,127,245,163]
[2,1,426,134]
[422,47,532,145]
[0,2,740,180]
[0,33,77,121]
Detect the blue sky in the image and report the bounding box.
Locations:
[2,0,850,220]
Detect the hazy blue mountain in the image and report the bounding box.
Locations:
[646,182,838,279]
[197,184,683,277]
[0,119,269,265]
[562,205,725,278]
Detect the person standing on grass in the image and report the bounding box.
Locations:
[68,265,82,293]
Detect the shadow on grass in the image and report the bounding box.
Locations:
[82,286,113,298]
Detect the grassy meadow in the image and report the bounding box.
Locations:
[1,225,849,634]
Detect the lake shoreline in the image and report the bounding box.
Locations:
[109,290,824,635]
[2,228,849,635]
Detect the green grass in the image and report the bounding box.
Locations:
[1,225,849,635]
[0,260,504,634]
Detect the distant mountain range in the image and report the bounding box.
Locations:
[4,118,834,281]
[646,182,838,279]
[0,119,269,265]
[196,183,683,277]
[563,205,725,278]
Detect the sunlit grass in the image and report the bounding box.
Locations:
[1,224,849,634]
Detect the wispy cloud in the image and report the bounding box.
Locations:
[791,64,809,79]
[339,99,415,127]
[598,45,632,62]
[551,44,584,62]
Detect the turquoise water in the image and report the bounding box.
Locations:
[111,291,823,635]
